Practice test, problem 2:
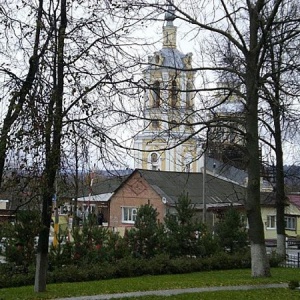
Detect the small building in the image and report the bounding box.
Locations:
[47,169,300,243]
[72,174,129,226]
[263,193,300,242]
[108,169,247,233]
[0,199,14,222]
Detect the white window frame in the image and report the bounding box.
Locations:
[122,207,137,224]
[285,216,296,231]
[266,215,276,229]
[83,204,96,214]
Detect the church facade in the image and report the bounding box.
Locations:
[133,7,203,172]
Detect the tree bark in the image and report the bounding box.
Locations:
[273,102,286,257]
[270,36,286,258]
[34,0,66,292]
[244,1,271,277]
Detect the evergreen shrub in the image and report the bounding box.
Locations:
[0,251,257,288]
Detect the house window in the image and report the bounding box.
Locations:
[152,81,160,108]
[82,204,96,217]
[122,207,137,224]
[285,216,296,230]
[266,215,276,229]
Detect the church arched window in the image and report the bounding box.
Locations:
[186,81,193,108]
[168,119,178,130]
[152,81,160,108]
[151,119,160,129]
[171,80,178,107]
[149,152,160,170]
[151,152,158,163]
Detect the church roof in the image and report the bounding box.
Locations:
[157,48,186,69]
[214,101,245,114]
[145,3,193,72]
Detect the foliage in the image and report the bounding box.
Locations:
[163,193,215,258]
[2,210,41,266]
[0,263,35,289]
[288,280,300,290]
[268,251,287,267]
[49,222,129,267]
[0,251,253,288]
[215,208,248,254]
[127,204,163,258]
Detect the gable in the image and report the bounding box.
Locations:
[137,169,246,206]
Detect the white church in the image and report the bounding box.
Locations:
[133,5,204,173]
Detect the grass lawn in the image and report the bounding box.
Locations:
[1,268,300,300]
[117,289,300,300]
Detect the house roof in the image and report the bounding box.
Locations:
[288,194,300,209]
[114,169,274,209]
[205,157,248,186]
[90,175,130,195]
[74,168,274,209]
[136,169,245,208]
[77,193,113,202]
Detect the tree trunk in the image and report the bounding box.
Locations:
[34,0,66,292]
[244,2,270,277]
[34,252,48,292]
[269,39,286,257]
[274,110,286,257]
[34,193,52,292]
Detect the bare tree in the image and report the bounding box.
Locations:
[259,1,300,256]
[0,0,148,292]
[0,0,52,188]
[128,0,300,277]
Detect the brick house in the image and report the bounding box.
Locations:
[72,169,276,236]
[107,169,256,234]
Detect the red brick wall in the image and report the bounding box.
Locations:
[109,172,166,228]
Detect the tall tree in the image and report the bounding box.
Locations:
[130,0,299,277]
[260,0,300,256]
[0,0,147,292]
[34,0,67,292]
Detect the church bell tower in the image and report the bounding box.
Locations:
[133,2,202,172]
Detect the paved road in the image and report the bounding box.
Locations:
[55,283,289,300]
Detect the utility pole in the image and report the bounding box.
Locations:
[202,150,206,224]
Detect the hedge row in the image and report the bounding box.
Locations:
[0,251,282,288]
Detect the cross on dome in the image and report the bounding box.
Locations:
[165,0,176,25]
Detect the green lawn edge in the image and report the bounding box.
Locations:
[0,268,299,300]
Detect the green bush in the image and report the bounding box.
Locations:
[268,251,285,267]
[0,263,35,288]
[214,207,248,254]
[0,251,254,288]
[3,211,41,266]
[288,280,299,290]
[163,193,206,258]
